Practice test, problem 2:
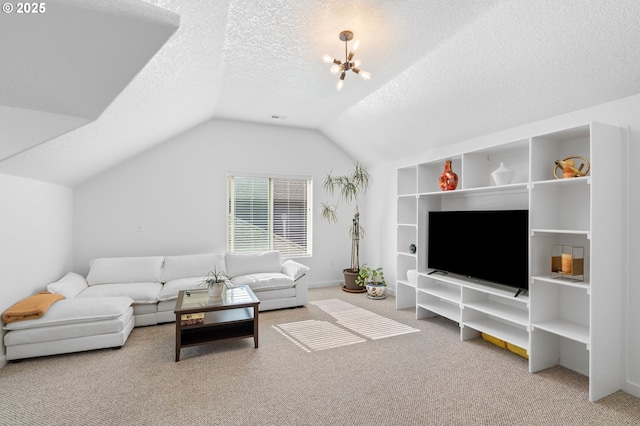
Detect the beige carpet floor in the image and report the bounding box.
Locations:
[1,286,639,426]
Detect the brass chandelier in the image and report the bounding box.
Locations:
[322,30,371,91]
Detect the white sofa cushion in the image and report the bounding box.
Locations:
[4,309,133,345]
[282,260,310,281]
[46,272,88,299]
[3,297,133,331]
[158,277,206,301]
[162,253,225,283]
[228,272,295,292]
[86,256,164,285]
[77,282,162,304]
[225,251,281,278]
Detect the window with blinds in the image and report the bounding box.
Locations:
[227,173,312,256]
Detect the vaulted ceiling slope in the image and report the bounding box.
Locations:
[1,0,639,187]
[0,0,179,164]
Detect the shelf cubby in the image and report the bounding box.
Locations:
[530,178,590,232]
[396,280,417,310]
[397,224,417,255]
[417,157,462,193]
[462,316,530,351]
[417,294,460,322]
[397,195,417,225]
[530,329,590,377]
[397,165,417,196]
[463,296,529,328]
[462,139,529,189]
[530,232,590,284]
[530,124,590,182]
[530,279,589,343]
[418,277,461,305]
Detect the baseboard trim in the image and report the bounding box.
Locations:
[308,281,396,296]
[0,354,7,370]
[623,380,640,399]
[307,281,341,288]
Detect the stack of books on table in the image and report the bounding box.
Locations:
[180,312,204,326]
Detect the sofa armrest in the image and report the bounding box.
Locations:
[282,260,309,281]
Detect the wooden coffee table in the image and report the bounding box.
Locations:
[174,285,260,361]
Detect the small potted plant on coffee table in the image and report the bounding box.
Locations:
[355,265,386,299]
[202,268,228,297]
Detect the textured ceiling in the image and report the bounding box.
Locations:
[1,0,640,186]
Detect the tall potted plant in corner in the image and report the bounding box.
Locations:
[321,162,372,292]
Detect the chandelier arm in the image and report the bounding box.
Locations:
[344,38,348,68]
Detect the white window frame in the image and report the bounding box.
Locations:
[227,171,312,257]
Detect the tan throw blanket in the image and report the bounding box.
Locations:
[2,291,65,323]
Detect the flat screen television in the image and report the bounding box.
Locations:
[427,210,529,294]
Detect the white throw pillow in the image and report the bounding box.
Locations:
[162,253,226,283]
[282,260,309,281]
[225,251,281,278]
[46,272,88,299]
[86,256,164,285]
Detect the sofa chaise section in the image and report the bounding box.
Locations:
[3,295,134,361]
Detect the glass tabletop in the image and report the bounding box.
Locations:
[175,286,258,311]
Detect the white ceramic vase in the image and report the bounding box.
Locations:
[491,162,515,186]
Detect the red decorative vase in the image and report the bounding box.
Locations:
[439,160,458,191]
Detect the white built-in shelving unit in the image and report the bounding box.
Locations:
[396,122,622,402]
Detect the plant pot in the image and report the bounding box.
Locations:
[342,269,366,293]
[366,283,386,299]
[208,284,224,297]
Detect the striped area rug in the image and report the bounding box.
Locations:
[273,299,419,352]
[272,320,365,353]
[310,298,420,340]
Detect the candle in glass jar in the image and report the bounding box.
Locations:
[562,253,573,273]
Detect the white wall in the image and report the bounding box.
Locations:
[365,92,640,398]
[0,173,73,363]
[73,118,356,286]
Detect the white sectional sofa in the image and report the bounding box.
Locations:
[2,251,308,361]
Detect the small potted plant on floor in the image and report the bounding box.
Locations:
[355,265,386,299]
[202,268,228,297]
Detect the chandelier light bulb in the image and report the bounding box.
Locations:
[353,59,361,67]
[322,54,334,63]
[359,71,371,81]
[337,71,346,91]
[330,64,341,75]
[352,39,360,51]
